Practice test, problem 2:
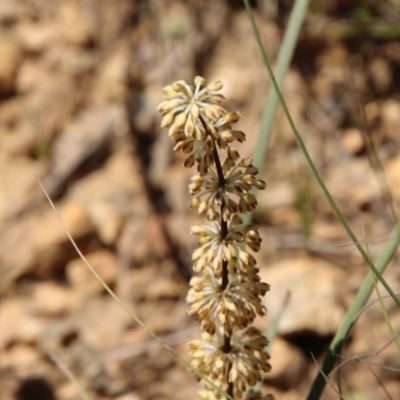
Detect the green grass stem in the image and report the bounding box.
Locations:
[243,0,400,308]
[244,2,400,397]
[307,221,400,399]
[243,0,310,226]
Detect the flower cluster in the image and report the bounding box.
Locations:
[158,77,271,399]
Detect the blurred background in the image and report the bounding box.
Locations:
[1,0,400,399]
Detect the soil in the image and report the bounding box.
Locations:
[1,1,400,400]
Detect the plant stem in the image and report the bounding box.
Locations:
[212,144,233,389]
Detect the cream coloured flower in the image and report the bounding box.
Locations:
[189,328,271,399]
[158,77,271,400]
[158,76,227,140]
[158,77,249,174]
[187,263,269,336]
[189,157,266,221]
[190,217,263,273]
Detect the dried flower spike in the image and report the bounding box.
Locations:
[158,77,272,400]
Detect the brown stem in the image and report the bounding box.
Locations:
[222,334,231,353]
[212,147,229,292]
[213,147,225,188]
[207,130,233,388]
[212,146,232,361]
[227,382,234,398]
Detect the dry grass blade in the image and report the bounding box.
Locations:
[34,173,233,400]
[47,352,92,400]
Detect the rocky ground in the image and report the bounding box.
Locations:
[1,1,400,399]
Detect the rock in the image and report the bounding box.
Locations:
[261,257,347,336]
[0,121,37,157]
[325,158,379,209]
[258,182,295,210]
[0,31,22,95]
[73,297,133,349]
[95,0,136,46]
[65,142,148,246]
[57,1,96,47]
[17,21,58,53]
[0,0,31,24]
[369,57,392,94]
[266,337,308,389]
[32,281,77,317]
[0,96,22,128]
[364,101,381,127]
[0,96,36,156]
[0,202,96,280]
[208,63,255,106]
[341,128,364,155]
[386,155,400,202]
[0,298,43,348]
[0,343,42,370]
[114,394,143,400]
[130,261,187,301]
[129,83,159,137]
[57,47,98,77]
[0,156,46,223]
[43,104,124,197]
[381,99,400,141]
[16,59,49,94]
[269,207,301,227]
[91,45,129,102]
[22,72,78,142]
[66,250,118,298]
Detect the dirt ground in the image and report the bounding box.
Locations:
[1,1,400,399]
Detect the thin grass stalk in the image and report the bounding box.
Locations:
[265,291,290,352]
[372,271,400,353]
[243,0,310,226]
[365,234,400,352]
[36,176,233,400]
[47,352,92,400]
[307,220,400,399]
[345,74,398,224]
[244,3,400,397]
[243,0,400,309]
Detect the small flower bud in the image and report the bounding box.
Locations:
[227,145,239,161]
[224,111,241,123]
[160,111,175,128]
[190,102,200,119]
[184,120,195,139]
[174,111,188,129]
[162,85,178,99]
[207,80,223,91]
[172,80,189,93]
[255,180,267,190]
[183,154,195,168]
[194,76,206,87]
[232,129,246,142]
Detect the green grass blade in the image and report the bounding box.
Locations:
[243,0,400,309]
[372,269,400,353]
[365,232,400,353]
[266,291,290,351]
[243,0,310,226]
[244,3,400,398]
[307,220,400,399]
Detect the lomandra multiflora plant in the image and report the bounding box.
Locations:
[158,77,273,400]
